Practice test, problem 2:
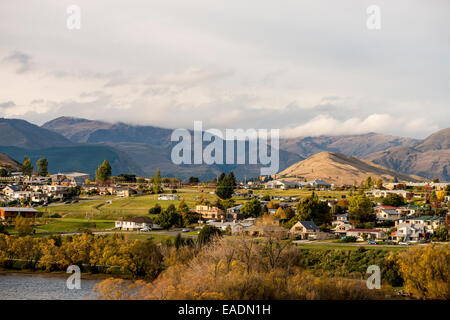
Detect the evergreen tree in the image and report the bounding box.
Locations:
[22,156,33,177]
[95,159,112,183]
[36,158,48,176]
[152,168,162,194]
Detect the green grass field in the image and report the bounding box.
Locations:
[38,188,221,219]
[24,187,352,235]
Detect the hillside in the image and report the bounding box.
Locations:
[366,128,450,181]
[280,133,419,158]
[275,152,424,185]
[0,118,143,176]
[42,116,303,180]
[0,153,21,171]
[0,118,73,149]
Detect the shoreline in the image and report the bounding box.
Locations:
[0,268,126,281]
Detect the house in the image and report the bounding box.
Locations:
[116,187,136,197]
[396,216,445,235]
[226,204,244,220]
[394,222,425,242]
[243,224,289,239]
[2,185,22,199]
[51,172,90,187]
[376,209,402,221]
[158,194,180,201]
[264,180,300,189]
[307,179,331,189]
[115,216,153,230]
[332,223,354,235]
[206,219,254,234]
[289,221,332,240]
[346,228,385,240]
[0,207,38,220]
[369,189,413,200]
[332,213,349,225]
[194,205,224,220]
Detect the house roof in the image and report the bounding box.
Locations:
[298,220,319,230]
[121,216,153,223]
[381,209,400,215]
[4,185,21,192]
[347,228,382,233]
[0,207,38,213]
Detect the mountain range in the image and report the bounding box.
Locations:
[0,116,448,181]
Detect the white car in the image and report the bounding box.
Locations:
[140,227,151,232]
[398,241,410,245]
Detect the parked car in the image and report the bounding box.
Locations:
[140,227,151,232]
[399,241,411,245]
[182,228,191,232]
[367,240,377,245]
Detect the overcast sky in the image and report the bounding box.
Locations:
[0,0,449,138]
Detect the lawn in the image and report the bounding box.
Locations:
[38,188,220,219]
[33,218,115,234]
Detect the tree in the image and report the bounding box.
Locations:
[381,193,405,207]
[292,193,332,226]
[120,239,163,279]
[36,158,48,176]
[197,225,221,246]
[397,244,449,299]
[436,190,446,202]
[155,204,181,229]
[22,156,33,177]
[227,171,237,187]
[0,169,8,177]
[152,168,162,194]
[375,178,383,189]
[240,199,262,218]
[15,216,33,236]
[95,159,112,183]
[188,176,199,183]
[149,204,162,215]
[348,194,375,223]
[215,172,234,200]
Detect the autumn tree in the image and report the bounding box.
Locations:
[397,244,449,299]
[15,216,33,236]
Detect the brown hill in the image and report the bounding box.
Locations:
[366,127,450,181]
[275,152,424,185]
[0,153,21,171]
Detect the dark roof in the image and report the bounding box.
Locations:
[4,185,21,192]
[122,216,153,223]
[299,221,319,230]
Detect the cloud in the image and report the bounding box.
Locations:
[3,51,32,73]
[280,114,438,138]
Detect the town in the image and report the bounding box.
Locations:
[1,158,449,245]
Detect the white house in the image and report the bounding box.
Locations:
[158,194,180,201]
[376,209,402,221]
[395,222,424,242]
[346,228,385,240]
[265,180,300,189]
[115,216,153,230]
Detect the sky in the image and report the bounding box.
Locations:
[0,0,449,139]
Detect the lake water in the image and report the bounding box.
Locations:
[0,273,102,300]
